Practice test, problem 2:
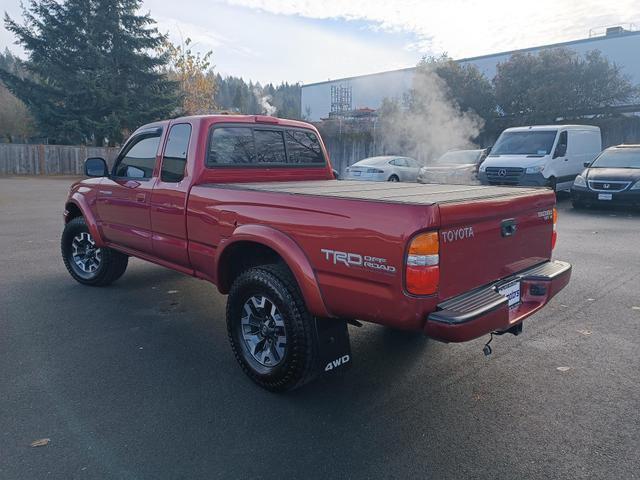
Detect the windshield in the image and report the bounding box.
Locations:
[591,149,640,168]
[491,131,557,156]
[436,150,481,165]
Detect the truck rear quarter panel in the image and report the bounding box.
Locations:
[186,186,441,330]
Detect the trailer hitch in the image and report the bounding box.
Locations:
[483,323,524,356]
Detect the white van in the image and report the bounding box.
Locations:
[478,125,602,191]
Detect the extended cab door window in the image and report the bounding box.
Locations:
[161,124,191,182]
[113,133,161,179]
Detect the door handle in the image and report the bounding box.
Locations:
[136,193,146,203]
[501,218,517,237]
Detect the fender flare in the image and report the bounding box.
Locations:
[65,194,105,247]
[216,224,330,318]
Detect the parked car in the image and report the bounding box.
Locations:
[61,114,571,392]
[478,125,601,191]
[344,156,421,182]
[571,144,640,208]
[417,148,489,184]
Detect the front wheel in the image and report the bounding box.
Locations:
[388,175,399,182]
[61,217,128,286]
[226,264,319,392]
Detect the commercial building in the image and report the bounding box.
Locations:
[301,27,640,121]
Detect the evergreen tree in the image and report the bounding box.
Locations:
[213,74,301,118]
[1,0,178,145]
[0,49,35,141]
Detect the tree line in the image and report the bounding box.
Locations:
[0,0,300,145]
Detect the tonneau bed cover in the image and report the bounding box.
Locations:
[206,180,547,205]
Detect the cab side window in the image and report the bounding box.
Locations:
[554,130,568,157]
[114,133,161,179]
[161,124,191,182]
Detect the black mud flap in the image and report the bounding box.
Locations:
[314,317,351,375]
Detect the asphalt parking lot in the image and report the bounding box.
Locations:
[1,177,639,480]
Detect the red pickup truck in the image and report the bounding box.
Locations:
[62,114,571,391]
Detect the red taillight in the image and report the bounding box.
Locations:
[551,207,558,249]
[406,232,439,295]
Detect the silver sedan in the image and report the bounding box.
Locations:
[344,156,421,182]
[416,149,489,185]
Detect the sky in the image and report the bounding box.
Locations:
[1,0,639,85]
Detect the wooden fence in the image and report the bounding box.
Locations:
[0,144,120,176]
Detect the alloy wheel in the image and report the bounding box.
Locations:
[71,232,102,274]
[240,295,288,367]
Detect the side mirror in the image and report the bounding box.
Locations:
[84,157,108,177]
[583,161,591,168]
[553,144,567,159]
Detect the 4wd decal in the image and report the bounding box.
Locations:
[320,249,397,274]
[325,355,350,372]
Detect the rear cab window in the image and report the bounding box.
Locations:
[206,125,326,168]
[254,129,286,164]
[284,130,324,164]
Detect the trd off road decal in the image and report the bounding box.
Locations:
[320,249,397,274]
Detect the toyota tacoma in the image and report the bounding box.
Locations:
[61,115,571,391]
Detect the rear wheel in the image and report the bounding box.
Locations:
[226,264,319,392]
[388,175,399,182]
[61,217,128,286]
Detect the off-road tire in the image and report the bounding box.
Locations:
[61,217,128,286]
[226,263,319,392]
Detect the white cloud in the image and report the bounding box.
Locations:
[146,0,419,83]
[2,0,638,84]
[220,0,640,59]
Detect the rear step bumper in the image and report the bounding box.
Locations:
[425,260,571,342]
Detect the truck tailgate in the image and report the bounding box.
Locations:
[437,190,555,301]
